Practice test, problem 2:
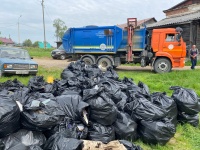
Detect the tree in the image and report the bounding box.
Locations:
[32,41,39,47]
[53,18,67,41]
[23,39,32,47]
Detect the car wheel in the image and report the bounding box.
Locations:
[60,55,66,60]
[154,58,172,73]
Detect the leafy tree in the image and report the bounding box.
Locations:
[53,18,67,41]
[32,41,39,47]
[23,39,32,47]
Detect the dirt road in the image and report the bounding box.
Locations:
[33,58,200,71]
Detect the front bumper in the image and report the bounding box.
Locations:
[3,69,38,75]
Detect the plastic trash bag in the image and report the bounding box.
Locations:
[0,140,5,150]
[138,118,176,145]
[114,111,137,141]
[170,86,199,115]
[56,94,89,124]
[88,122,115,144]
[21,93,65,131]
[84,64,102,79]
[12,87,30,104]
[178,112,199,127]
[125,94,166,121]
[150,92,178,125]
[43,133,83,150]
[1,129,46,150]
[104,66,119,80]
[0,79,24,92]
[45,117,88,139]
[0,90,20,138]
[83,87,117,125]
[61,68,76,80]
[28,76,46,92]
[138,81,150,96]
[99,79,127,110]
[119,140,143,150]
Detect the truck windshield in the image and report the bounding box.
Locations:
[0,49,31,59]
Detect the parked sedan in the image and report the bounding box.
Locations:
[0,47,38,77]
[51,44,67,60]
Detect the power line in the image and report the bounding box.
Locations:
[44,5,53,22]
[0,24,17,28]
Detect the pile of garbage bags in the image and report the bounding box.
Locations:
[0,60,199,149]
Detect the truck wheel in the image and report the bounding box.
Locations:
[82,56,94,65]
[154,58,172,73]
[97,57,112,71]
[60,55,66,60]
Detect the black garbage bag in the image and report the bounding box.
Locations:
[178,112,199,127]
[0,90,20,138]
[84,64,102,79]
[45,117,88,139]
[104,66,119,80]
[12,87,30,104]
[0,78,24,92]
[21,93,65,131]
[122,77,137,90]
[170,86,199,115]
[119,140,143,150]
[61,68,77,80]
[150,92,178,125]
[100,79,127,110]
[138,81,150,97]
[1,129,46,150]
[56,94,89,124]
[83,87,117,126]
[124,94,166,121]
[87,122,115,144]
[138,118,176,145]
[28,76,46,92]
[43,133,83,150]
[0,140,5,150]
[113,111,137,141]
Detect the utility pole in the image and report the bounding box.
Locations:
[41,0,46,49]
[18,15,22,45]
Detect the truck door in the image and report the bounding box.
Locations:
[162,33,182,58]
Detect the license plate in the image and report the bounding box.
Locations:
[16,70,29,74]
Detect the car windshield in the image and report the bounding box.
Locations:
[58,44,64,50]
[0,49,31,59]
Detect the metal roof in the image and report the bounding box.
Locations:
[148,11,200,28]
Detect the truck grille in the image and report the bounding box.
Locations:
[13,64,29,69]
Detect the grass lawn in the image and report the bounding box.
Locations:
[0,66,200,150]
[25,47,53,58]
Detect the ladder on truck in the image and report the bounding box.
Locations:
[127,18,137,62]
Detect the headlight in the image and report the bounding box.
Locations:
[4,64,13,69]
[30,64,38,69]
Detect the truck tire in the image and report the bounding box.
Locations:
[154,58,172,73]
[81,56,95,65]
[97,57,112,71]
[60,55,66,60]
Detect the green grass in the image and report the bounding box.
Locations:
[25,47,54,58]
[0,66,200,150]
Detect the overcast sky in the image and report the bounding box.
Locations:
[0,0,183,47]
